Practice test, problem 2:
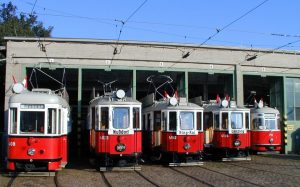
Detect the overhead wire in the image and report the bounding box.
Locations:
[15,0,300,49]
[198,0,270,46]
[30,0,37,15]
[109,0,148,68]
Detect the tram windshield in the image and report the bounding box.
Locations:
[20,111,45,133]
[179,112,194,130]
[265,119,277,130]
[230,112,243,129]
[252,118,277,130]
[112,107,129,129]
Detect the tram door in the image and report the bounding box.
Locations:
[204,112,213,144]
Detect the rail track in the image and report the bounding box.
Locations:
[100,172,112,187]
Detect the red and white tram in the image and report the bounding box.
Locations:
[250,99,281,153]
[142,76,204,166]
[7,84,70,172]
[88,85,142,170]
[203,96,251,161]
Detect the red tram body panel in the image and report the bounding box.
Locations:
[212,131,250,149]
[7,136,68,170]
[251,131,281,151]
[250,102,282,153]
[93,131,142,155]
[7,88,70,172]
[161,132,204,153]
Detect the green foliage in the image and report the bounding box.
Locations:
[0,2,53,46]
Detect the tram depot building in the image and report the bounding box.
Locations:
[1,37,300,161]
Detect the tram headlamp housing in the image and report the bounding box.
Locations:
[115,144,126,152]
[233,140,241,147]
[184,143,191,150]
[269,138,274,144]
[27,148,36,156]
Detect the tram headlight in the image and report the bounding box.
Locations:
[269,138,274,144]
[233,140,241,147]
[27,148,36,156]
[184,143,191,150]
[115,144,126,152]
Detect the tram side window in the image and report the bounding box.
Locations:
[214,113,220,129]
[133,107,140,129]
[100,107,109,130]
[113,107,129,129]
[197,112,202,131]
[245,113,250,130]
[221,113,228,130]
[169,112,177,131]
[154,111,161,130]
[231,112,243,129]
[48,108,57,134]
[10,108,17,134]
[162,112,167,131]
[252,118,263,130]
[277,115,281,129]
[143,114,146,130]
[58,109,61,134]
[95,107,99,130]
[91,107,96,130]
[147,113,151,130]
[20,111,45,133]
[204,112,213,130]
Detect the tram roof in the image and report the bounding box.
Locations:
[143,100,203,112]
[250,106,280,114]
[89,96,141,106]
[203,104,250,112]
[9,91,69,108]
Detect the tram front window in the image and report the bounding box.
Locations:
[20,111,45,133]
[113,107,129,129]
[252,118,263,130]
[231,112,243,129]
[179,112,194,130]
[265,119,276,130]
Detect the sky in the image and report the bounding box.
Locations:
[2,0,300,51]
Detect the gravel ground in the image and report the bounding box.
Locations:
[1,154,300,187]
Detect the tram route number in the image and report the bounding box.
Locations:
[231,130,244,134]
[113,130,130,135]
[8,142,16,146]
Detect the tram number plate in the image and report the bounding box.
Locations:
[8,142,16,146]
[231,130,244,134]
[113,130,129,134]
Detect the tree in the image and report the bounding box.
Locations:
[0,2,53,46]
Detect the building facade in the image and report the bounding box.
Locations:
[3,37,300,154]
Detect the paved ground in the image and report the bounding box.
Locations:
[1,154,300,187]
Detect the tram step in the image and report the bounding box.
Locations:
[169,162,204,167]
[7,171,56,177]
[99,166,141,172]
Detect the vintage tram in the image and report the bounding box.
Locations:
[250,99,281,153]
[87,83,142,171]
[142,75,204,166]
[7,82,70,172]
[203,96,251,161]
